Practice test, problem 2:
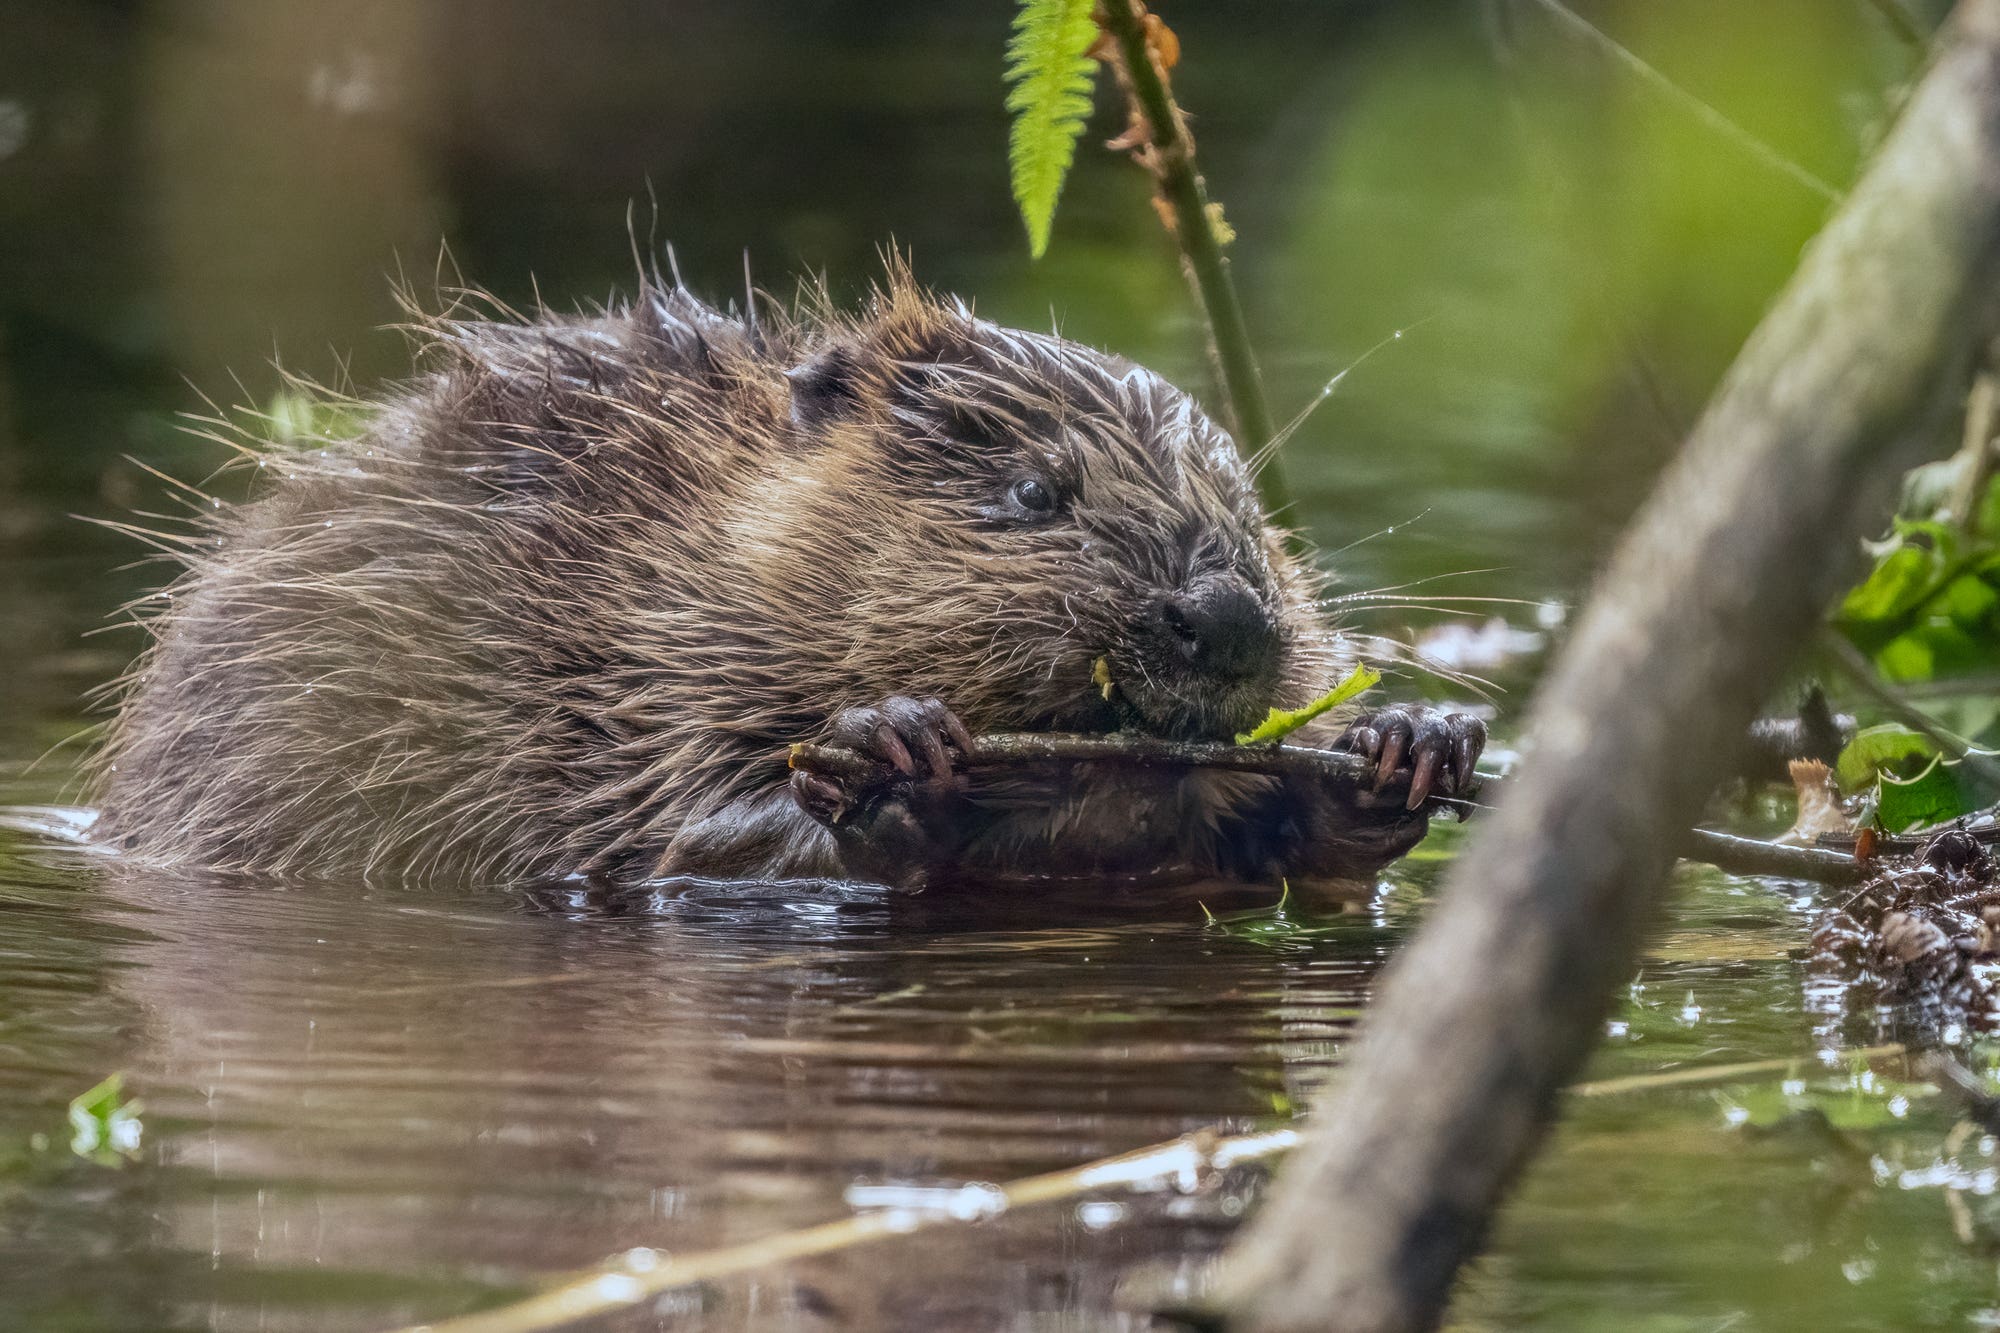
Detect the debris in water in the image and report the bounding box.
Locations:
[1810,825,2000,1036]
[66,1073,143,1163]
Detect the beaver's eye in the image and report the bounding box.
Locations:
[1009,476,1055,516]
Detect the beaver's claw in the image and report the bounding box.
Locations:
[790,695,974,826]
[1334,705,1485,811]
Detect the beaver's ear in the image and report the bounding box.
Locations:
[785,344,870,430]
[787,313,983,430]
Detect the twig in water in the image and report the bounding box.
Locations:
[1682,827,1867,885]
[383,1044,1912,1333]
[387,1127,1300,1333]
[1572,1042,1912,1098]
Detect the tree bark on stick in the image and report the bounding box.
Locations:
[792,734,1874,882]
[1203,5,2000,1330]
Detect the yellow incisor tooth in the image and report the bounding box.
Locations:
[1091,655,1116,701]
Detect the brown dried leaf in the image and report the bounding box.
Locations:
[1143,12,1180,68]
[1879,910,1948,964]
[1780,759,1856,845]
[1105,113,1152,153]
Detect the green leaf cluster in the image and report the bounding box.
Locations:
[1836,489,2000,685]
[1833,723,1982,832]
[1830,465,2000,830]
[1004,0,1102,259]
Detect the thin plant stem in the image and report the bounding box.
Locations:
[1096,0,1286,517]
[1947,367,1998,530]
[1522,0,1841,201]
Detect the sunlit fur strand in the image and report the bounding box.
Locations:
[92,266,1363,885]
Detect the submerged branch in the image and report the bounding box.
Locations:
[384,1045,1911,1333]
[389,1126,1301,1333]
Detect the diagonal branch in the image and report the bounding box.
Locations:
[1201,3,2000,1328]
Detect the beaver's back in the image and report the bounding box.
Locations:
[95,291,806,881]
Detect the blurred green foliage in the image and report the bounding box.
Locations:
[1835,721,1981,831]
[0,0,1933,611]
[1838,503,2000,685]
[1830,419,1999,829]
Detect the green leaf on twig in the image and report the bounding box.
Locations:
[1004,0,1101,259]
[1236,664,1381,746]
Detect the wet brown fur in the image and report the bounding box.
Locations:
[91,264,1408,888]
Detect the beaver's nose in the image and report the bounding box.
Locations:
[1158,575,1279,682]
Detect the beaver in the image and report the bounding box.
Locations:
[90,265,1485,891]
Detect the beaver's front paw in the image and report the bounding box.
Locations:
[1334,704,1485,811]
[789,695,974,828]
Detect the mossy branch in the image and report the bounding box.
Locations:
[1096,0,1287,518]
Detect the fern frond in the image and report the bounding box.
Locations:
[1004,0,1101,259]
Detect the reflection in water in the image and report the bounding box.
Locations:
[0,843,1391,1330]
[13,831,2000,1331]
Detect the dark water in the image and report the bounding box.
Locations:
[4,1,1994,1329]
